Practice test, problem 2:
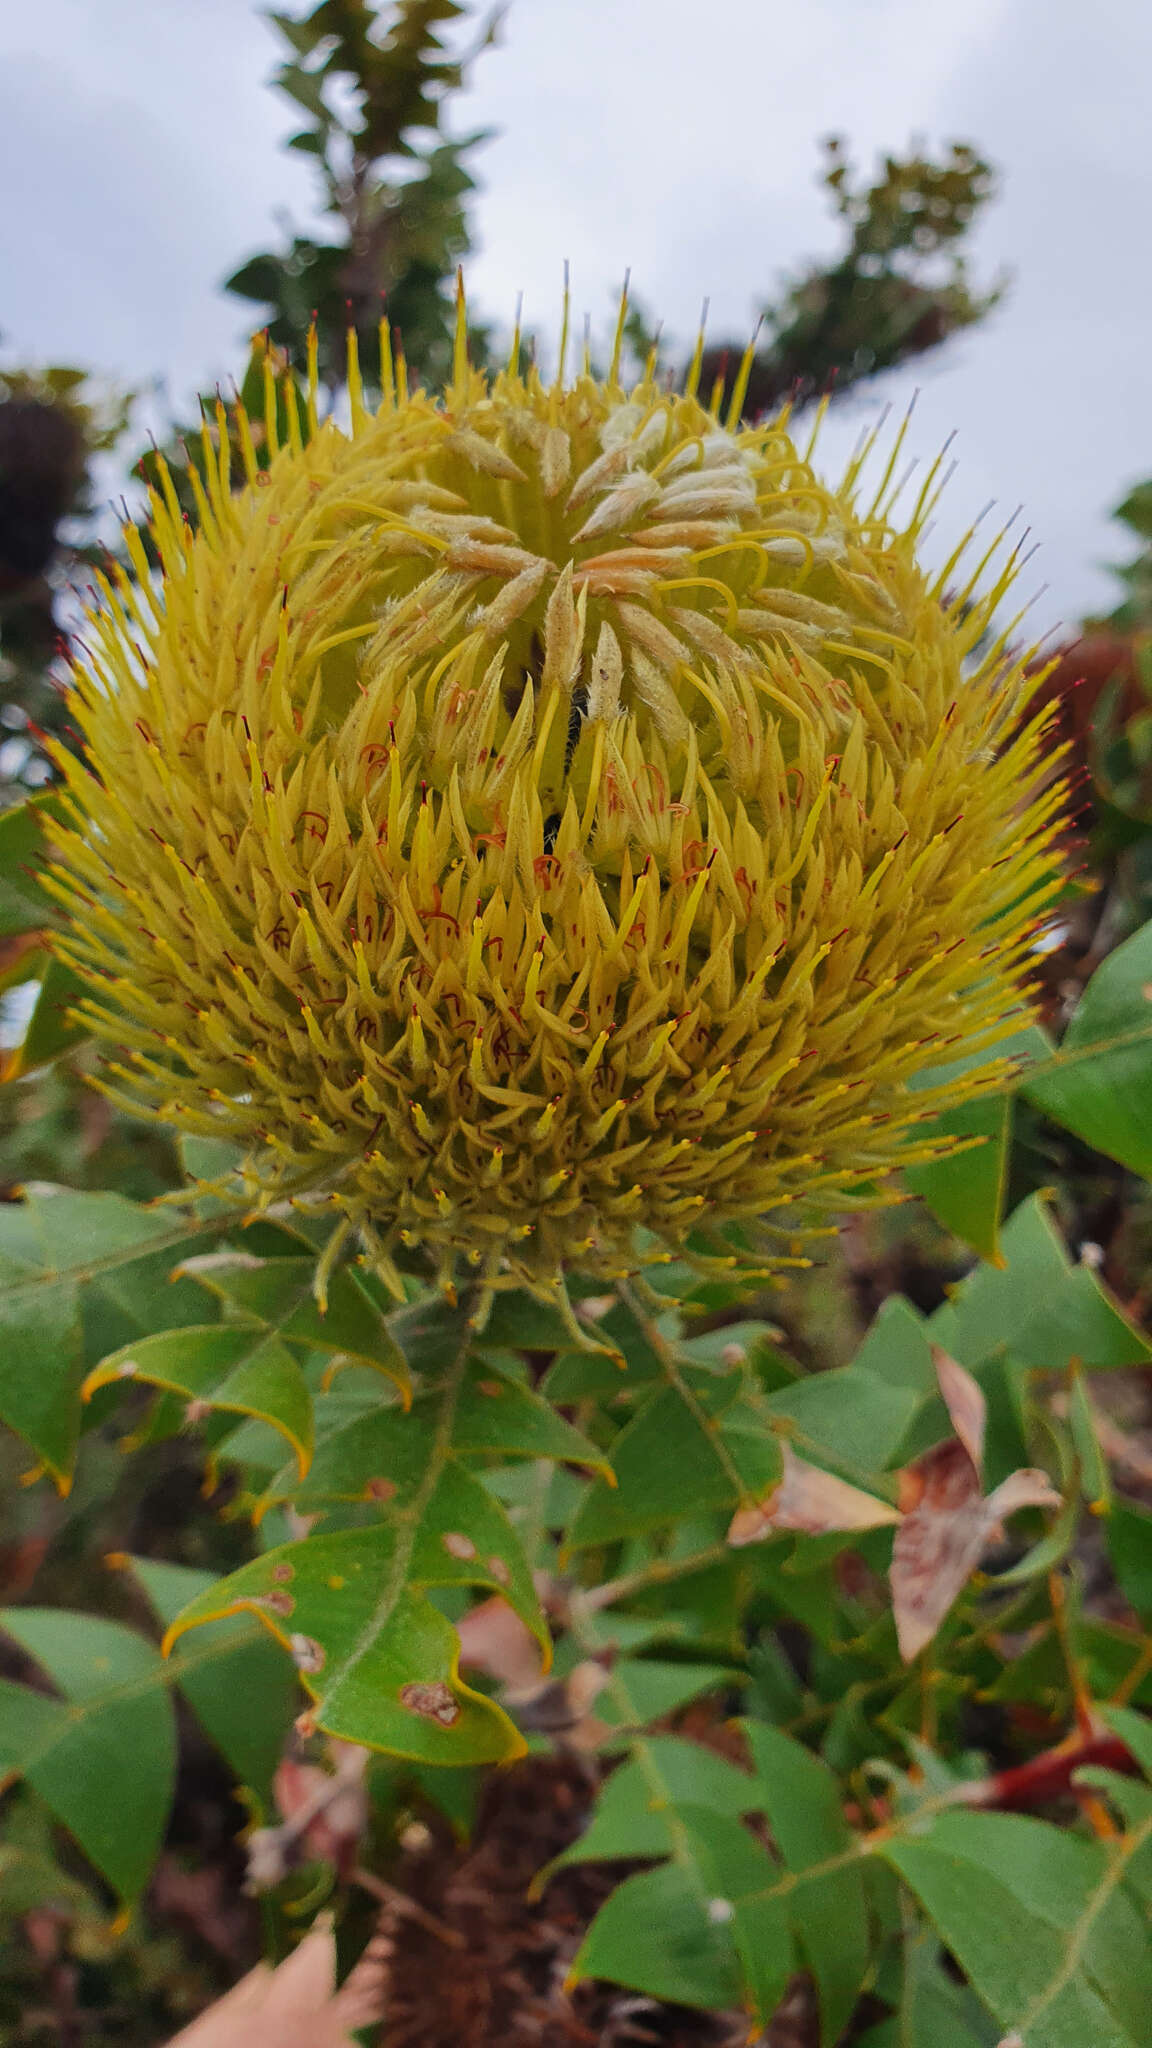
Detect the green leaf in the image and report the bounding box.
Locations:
[928,1195,1152,1373]
[565,1373,770,1548]
[165,1524,529,1768]
[883,1808,1152,2046]
[164,1308,563,1766]
[119,1556,295,1803]
[7,955,91,1074]
[0,1610,177,1901]
[1069,1367,1111,1509]
[883,1930,1002,2047]
[852,1294,936,1391]
[187,1255,412,1406]
[1107,1505,1152,1617]
[760,1365,922,1472]
[1102,1704,1152,1781]
[262,1353,607,1515]
[1024,919,1152,1176]
[0,1188,219,1486]
[677,1805,794,2025]
[594,1661,746,1734]
[568,1860,745,2010]
[743,1722,871,2042]
[541,1347,651,1402]
[569,1797,791,2022]
[0,1838,95,1918]
[906,1093,1009,1260]
[82,1325,315,1477]
[0,796,64,938]
[903,1024,1049,1259]
[542,1737,758,1876]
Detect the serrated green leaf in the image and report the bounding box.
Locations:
[904,1024,1049,1259]
[82,1326,314,1477]
[568,1860,745,2011]
[0,1610,177,1901]
[743,1721,870,2042]
[119,1556,295,1802]
[928,1195,1152,1373]
[187,1254,412,1405]
[163,1310,558,1765]
[677,1804,794,2025]
[852,1294,936,1391]
[594,1661,745,1734]
[566,1374,761,1548]
[541,1348,644,1402]
[0,1189,219,1485]
[164,1526,527,1767]
[569,1796,791,2023]
[760,1365,922,1474]
[1024,919,1152,1177]
[263,1354,607,1514]
[883,1808,1152,2047]
[7,955,91,1074]
[542,1738,758,1877]
[0,796,64,937]
[881,1930,1002,2047]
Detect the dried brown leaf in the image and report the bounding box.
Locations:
[891,1438,1061,1663]
[931,1345,986,1475]
[727,1443,901,1545]
[164,1920,387,2047]
[454,1595,548,1696]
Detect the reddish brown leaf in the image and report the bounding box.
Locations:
[891,1438,1060,1662]
[931,1346,985,1474]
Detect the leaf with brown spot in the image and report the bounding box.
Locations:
[163,1319,553,1765]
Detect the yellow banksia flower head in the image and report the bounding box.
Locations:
[51,292,1063,1294]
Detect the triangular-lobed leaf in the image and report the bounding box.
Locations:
[1023,917,1152,1178]
[186,1254,412,1405]
[928,1194,1152,1374]
[117,1555,296,1804]
[163,1522,531,1768]
[541,1736,758,1878]
[257,1353,608,1516]
[565,1370,781,1549]
[163,1304,610,1767]
[742,1721,872,2041]
[903,1022,1049,1260]
[0,796,65,938]
[0,1609,177,1902]
[0,1188,224,1486]
[883,1807,1152,2047]
[83,1325,315,1477]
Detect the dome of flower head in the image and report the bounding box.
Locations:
[50,291,1064,1300]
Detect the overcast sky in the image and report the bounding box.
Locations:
[3,0,1148,637]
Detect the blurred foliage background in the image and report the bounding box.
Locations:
[3,4,1152,2044]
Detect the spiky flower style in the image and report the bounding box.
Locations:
[51,298,1062,1294]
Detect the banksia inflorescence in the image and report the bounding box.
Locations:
[51,293,1063,1296]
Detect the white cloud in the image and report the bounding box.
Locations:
[1,0,1146,629]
